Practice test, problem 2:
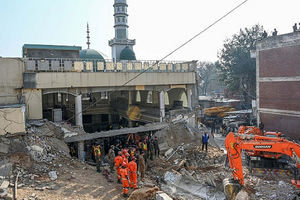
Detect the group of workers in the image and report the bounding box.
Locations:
[92,135,160,197]
[114,149,139,197]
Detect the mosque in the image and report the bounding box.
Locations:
[0,0,198,137]
[80,0,136,62]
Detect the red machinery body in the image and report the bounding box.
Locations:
[225,132,300,188]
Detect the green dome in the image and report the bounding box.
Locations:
[79,49,105,60]
[120,46,136,60]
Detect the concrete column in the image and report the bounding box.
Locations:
[160,91,165,122]
[187,89,192,110]
[23,89,43,120]
[128,91,133,127]
[75,95,83,127]
[78,140,85,162]
[128,91,132,105]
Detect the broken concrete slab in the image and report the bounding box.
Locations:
[164,148,173,157]
[48,171,57,181]
[0,180,9,189]
[0,143,9,154]
[0,160,12,178]
[0,138,10,145]
[28,120,45,127]
[236,188,250,200]
[156,191,172,200]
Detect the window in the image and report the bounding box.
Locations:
[117,6,120,12]
[118,17,120,22]
[121,6,124,11]
[122,17,125,22]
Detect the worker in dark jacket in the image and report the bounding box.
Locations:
[202,133,209,151]
[153,136,160,158]
[108,145,115,172]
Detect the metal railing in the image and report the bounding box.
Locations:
[24,58,197,73]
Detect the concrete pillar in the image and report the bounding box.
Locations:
[128,91,133,127]
[160,91,165,122]
[78,140,85,162]
[187,89,192,110]
[128,91,132,105]
[23,89,43,120]
[75,95,83,127]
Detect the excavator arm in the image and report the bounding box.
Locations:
[225,132,300,187]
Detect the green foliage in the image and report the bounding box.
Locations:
[217,24,265,101]
[197,61,216,95]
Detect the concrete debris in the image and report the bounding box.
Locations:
[164,171,182,185]
[0,188,13,200]
[128,186,159,200]
[0,143,9,154]
[235,188,250,200]
[0,160,12,178]
[205,172,217,187]
[0,180,9,189]
[156,191,172,200]
[164,148,173,158]
[48,171,57,181]
[28,120,45,127]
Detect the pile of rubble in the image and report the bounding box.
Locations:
[144,121,228,199]
[0,120,78,199]
[147,120,299,200]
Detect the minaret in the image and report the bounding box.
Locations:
[86,23,90,49]
[109,0,136,61]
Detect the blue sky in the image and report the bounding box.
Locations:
[0,0,112,57]
[1,0,300,61]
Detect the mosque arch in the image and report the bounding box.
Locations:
[164,91,169,105]
[179,90,188,107]
[146,91,153,103]
[136,91,141,102]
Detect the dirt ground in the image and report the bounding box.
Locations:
[11,161,125,200]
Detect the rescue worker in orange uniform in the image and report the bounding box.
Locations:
[122,149,127,159]
[123,152,129,166]
[128,157,138,189]
[114,151,123,183]
[120,162,130,197]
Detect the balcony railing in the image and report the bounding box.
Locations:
[24,58,197,73]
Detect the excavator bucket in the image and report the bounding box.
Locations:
[223,178,241,200]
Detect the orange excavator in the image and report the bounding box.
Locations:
[224,132,300,199]
[238,126,284,166]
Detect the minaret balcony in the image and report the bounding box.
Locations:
[109,38,136,46]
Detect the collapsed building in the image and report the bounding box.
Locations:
[0,0,199,163]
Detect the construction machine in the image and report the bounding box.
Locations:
[223,132,300,199]
[237,126,285,168]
